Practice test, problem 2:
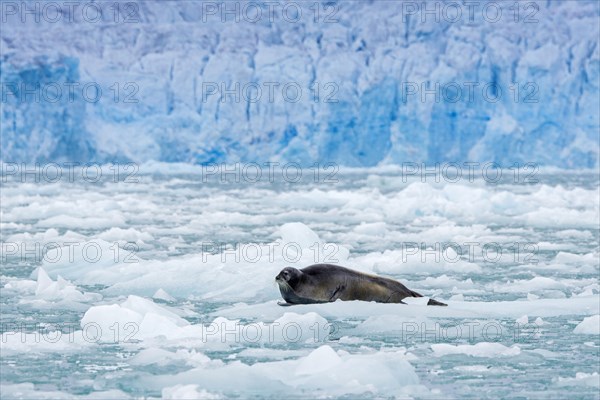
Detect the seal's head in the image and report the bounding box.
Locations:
[275,267,301,291]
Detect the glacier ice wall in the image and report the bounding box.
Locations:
[1,0,598,167]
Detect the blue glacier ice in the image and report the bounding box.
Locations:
[1,0,598,167]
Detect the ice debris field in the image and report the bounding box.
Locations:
[1,168,599,399]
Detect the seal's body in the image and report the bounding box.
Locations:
[275,264,447,306]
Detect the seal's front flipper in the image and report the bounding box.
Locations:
[277,301,295,307]
[328,285,345,302]
[427,298,448,306]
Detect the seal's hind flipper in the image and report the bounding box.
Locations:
[277,301,295,307]
[427,298,448,306]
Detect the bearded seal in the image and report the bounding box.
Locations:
[275,264,447,306]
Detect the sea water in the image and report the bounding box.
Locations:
[1,166,598,399]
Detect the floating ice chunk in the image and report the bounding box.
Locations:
[528,348,560,358]
[553,251,597,265]
[354,314,432,335]
[573,315,600,335]
[1,329,93,354]
[431,343,521,357]
[2,278,36,293]
[39,224,352,301]
[279,222,321,249]
[98,227,153,244]
[121,295,188,326]
[494,277,567,293]
[129,348,212,367]
[32,268,99,303]
[516,315,528,324]
[82,296,329,345]
[295,345,342,375]
[574,288,598,297]
[555,230,593,239]
[130,348,185,366]
[237,348,309,361]
[81,295,189,342]
[41,240,135,285]
[162,385,223,399]
[38,214,126,229]
[523,208,599,229]
[449,294,464,301]
[278,222,349,264]
[271,312,330,343]
[203,312,330,346]
[35,268,54,295]
[7,228,62,244]
[138,312,185,339]
[368,248,481,275]
[215,295,600,322]
[144,347,420,397]
[352,222,387,236]
[453,365,492,373]
[153,288,176,302]
[81,304,143,342]
[417,275,474,289]
[556,372,600,388]
[264,347,421,396]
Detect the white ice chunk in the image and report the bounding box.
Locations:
[449,294,464,301]
[162,385,223,399]
[295,345,342,375]
[279,222,321,249]
[153,288,176,302]
[31,268,100,303]
[81,295,189,342]
[556,372,600,388]
[573,315,600,335]
[431,343,521,357]
[516,315,529,325]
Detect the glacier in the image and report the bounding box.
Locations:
[1,170,599,398]
[1,0,599,167]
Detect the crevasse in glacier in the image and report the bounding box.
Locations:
[0,0,598,167]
